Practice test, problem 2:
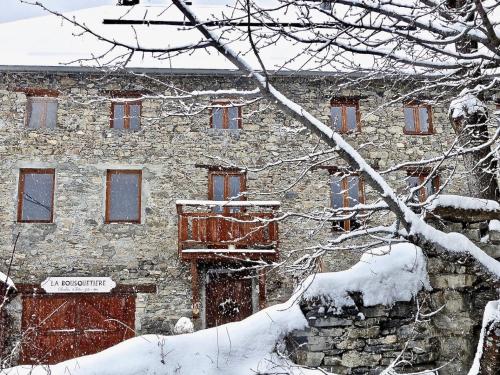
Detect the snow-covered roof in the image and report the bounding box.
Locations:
[0,1,336,72]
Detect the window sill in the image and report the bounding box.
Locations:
[403,131,434,136]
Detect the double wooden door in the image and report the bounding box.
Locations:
[21,294,135,364]
[205,270,253,328]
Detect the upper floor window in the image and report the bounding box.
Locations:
[330,99,360,133]
[210,101,242,129]
[331,174,365,231]
[403,101,433,135]
[105,170,142,223]
[26,97,58,129]
[407,172,439,202]
[209,169,246,213]
[17,169,55,223]
[110,100,141,130]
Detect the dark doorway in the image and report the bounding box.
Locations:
[205,269,253,328]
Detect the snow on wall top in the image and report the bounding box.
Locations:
[426,194,500,212]
[298,243,431,307]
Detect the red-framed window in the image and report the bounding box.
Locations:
[105,170,142,223]
[26,97,58,129]
[330,174,365,231]
[110,100,141,130]
[403,101,433,135]
[407,172,440,202]
[208,169,246,213]
[330,99,360,133]
[17,169,55,223]
[210,101,242,129]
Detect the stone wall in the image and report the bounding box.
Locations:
[0,67,495,365]
[287,238,499,374]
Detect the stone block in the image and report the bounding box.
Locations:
[295,350,325,367]
[341,352,382,367]
[336,338,366,350]
[347,326,380,339]
[359,305,389,318]
[311,317,353,328]
[323,356,342,366]
[429,274,477,289]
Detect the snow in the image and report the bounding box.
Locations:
[298,243,431,307]
[489,220,500,232]
[449,92,488,120]
[0,271,16,291]
[1,299,308,375]
[1,243,429,375]
[426,194,500,212]
[467,299,500,375]
[173,317,194,334]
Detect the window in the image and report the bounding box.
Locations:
[105,170,142,223]
[330,99,360,133]
[407,173,439,202]
[208,170,246,213]
[330,174,365,231]
[17,169,55,223]
[210,101,242,129]
[26,97,58,129]
[403,102,433,134]
[110,101,141,130]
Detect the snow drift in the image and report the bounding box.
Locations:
[1,243,429,375]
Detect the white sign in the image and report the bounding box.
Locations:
[41,277,116,293]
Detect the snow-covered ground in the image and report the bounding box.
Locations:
[1,243,428,375]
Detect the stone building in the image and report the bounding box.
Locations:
[0,2,498,372]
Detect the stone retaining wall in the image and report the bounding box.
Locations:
[287,243,500,375]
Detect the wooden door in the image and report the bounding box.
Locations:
[205,270,253,328]
[20,294,135,364]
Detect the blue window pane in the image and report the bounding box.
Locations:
[113,104,125,129]
[27,100,44,129]
[229,175,241,212]
[404,107,415,131]
[212,175,224,212]
[346,106,357,130]
[331,176,343,209]
[45,101,58,129]
[21,172,54,221]
[212,107,223,129]
[129,104,141,130]
[347,176,360,207]
[109,173,141,221]
[227,107,239,129]
[419,107,429,132]
[331,106,342,131]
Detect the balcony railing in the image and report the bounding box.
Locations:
[176,200,280,261]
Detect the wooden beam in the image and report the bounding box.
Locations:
[191,261,200,319]
[258,269,266,310]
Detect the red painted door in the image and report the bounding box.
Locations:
[20,294,135,364]
[205,270,253,328]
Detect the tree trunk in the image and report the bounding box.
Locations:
[450,114,499,200]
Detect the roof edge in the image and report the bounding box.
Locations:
[0,64,379,78]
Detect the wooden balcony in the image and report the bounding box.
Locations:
[176,200,280,261]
